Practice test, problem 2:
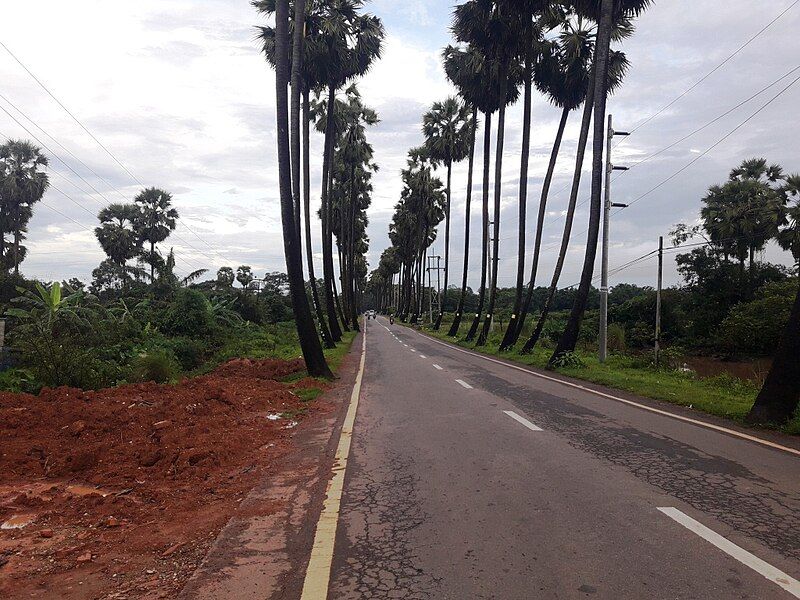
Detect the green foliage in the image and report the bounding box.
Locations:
[0,368,36,393]
[129,350,179,384]
[607,322,626,352]
[163,288,214,338]
[717,280,796,356]
[550,351,585,369]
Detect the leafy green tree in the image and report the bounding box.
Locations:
[0,140,49,274]
[134,187,178,281]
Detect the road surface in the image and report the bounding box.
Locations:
[320,317,800,599]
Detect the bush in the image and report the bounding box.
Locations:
[129,350,179,384]
[165,337,206,370]
[717,280,796,356]
[163,289,214,338]
[607,322,626,352]
[0,368,37,393]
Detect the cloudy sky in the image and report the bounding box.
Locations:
[1,0,799,289]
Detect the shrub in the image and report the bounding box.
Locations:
[166,337,206,370]
[607,322,626,352]
[0,368,37,393]
[550,351,585,369]
[129,350,178,384]
[717,280,796,356]
[163,289,214,338]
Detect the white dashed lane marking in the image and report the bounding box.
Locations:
[455,379,473,389]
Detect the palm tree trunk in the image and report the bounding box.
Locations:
[289,2,304,246]
[465,111,492,341]
[550,0,614,365]
[523,98,592,354]
[500,52,534,351]
[747,280,800,424]
[506,105,571,350]
[321,84,343,342]
[275,0,332,378]
[478,100,506,346]
[13,230,20,276]
[303,89,334,348]
[336,243,350,330]
[449,106,478,337]
[433,159,453,330]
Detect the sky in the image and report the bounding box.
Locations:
[1,0,799,290]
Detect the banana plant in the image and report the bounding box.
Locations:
[6,282,88,328]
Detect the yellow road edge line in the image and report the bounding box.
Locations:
[300,324,367,600]
[415,329,800,459]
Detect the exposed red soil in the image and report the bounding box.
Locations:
[0,357,335,599]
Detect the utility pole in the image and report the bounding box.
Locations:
[655,235,664,366]
[488,220,495,330]
[599,114,630,363]
[426,254,444,324]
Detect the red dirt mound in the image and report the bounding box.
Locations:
[0,357,331,599]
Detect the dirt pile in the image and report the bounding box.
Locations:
[0,357,331,599]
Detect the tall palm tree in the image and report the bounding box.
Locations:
[423,97,473,330]
[442,45,484,337]
[317,2,383,341]
[447,9,520,343]
[256,0,335,348]
[133,187,178,282]
[551,0,650,364]
[271,0,332,378]
[0,140,49,275]
[452,0,524,346]
[496,0,560,351]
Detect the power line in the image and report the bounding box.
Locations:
[0,38,236,265]
[0,103,227,268]
[615,0,800,145]
[614,72,800,215]
[618,63,800,175]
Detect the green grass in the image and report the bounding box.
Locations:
[409,322,800,436]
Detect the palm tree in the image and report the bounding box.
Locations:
[0,140,49,275]
[422,97,473,330]
[550,0,650,364]
[95,203,141,284]
[255,0,335,348]
[702,158,784,288]
[516,26,629,352]
[452,0,524,346]
[492,1,564,351]
[317,1,384,342]
[133,187,178,281]
[777,174,800,267]
[442,46,483,337]
[271,0,333,378]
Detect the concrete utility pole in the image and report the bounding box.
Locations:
[426,254,444,324]
[487,221,495,330]
[599,114,630,363]
[655,235,664,366]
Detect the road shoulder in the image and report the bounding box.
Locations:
[178,331,364,600]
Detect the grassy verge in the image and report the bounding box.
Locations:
[410,323,800,436]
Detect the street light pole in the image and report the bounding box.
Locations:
[599,114,629,363]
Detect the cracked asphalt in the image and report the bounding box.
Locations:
[326,317,800,599]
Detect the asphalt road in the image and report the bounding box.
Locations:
[326,317,800,599]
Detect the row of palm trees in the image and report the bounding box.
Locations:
[375,0,648,366]
[260,0,384,377]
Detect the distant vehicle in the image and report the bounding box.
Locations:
[365,310,376,320]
